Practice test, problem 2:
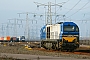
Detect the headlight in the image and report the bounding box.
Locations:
[63,39,68,43]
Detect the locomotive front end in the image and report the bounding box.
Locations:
[62,35,79,50]
[61,22,79,51]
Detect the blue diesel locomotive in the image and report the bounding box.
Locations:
[40,22,79,51]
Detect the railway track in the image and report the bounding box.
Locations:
[0,42,90,56]
[32,48,90,56]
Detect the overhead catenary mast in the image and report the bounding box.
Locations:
[34,1,65,25]
[1,23,11,37]
[18,12,37,41]
[8,18,18,37]
[1,23,5,36]
[18,12,29,41]
[8,18,22,37]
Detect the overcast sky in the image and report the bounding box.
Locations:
[0,0,90,38]
[0,0,90,22]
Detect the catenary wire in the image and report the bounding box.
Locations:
[64,0,81,15]
[66,1,90,18]
[56,0,70,12]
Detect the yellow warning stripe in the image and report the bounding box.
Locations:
[63,37,76,42]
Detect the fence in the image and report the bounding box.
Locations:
[80,40,90,45]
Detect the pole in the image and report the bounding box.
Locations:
[55,0,56,24]
[34,2,63,25]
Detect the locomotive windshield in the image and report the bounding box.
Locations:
[76,26,79,32]
[64,26,79,32]
[64,26,75,31]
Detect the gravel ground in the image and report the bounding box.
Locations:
[0,43,90,59]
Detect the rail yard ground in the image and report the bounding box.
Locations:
[0,42,90,60]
